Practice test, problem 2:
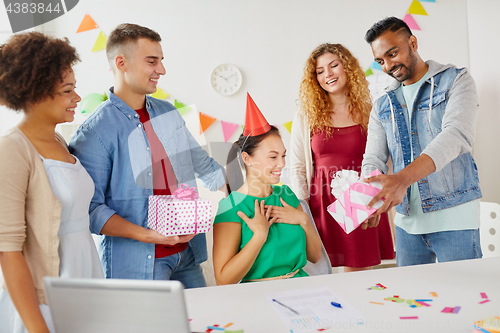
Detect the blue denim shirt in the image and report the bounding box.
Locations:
[362,61,482,216]
[69,88,225,279]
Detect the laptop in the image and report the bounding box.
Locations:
[43,277,191,333]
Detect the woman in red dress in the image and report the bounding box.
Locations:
[290,43,394,272]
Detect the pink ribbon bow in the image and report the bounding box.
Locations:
[173,183,199,200]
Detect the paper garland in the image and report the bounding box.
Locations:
[91,31,107,52]
[152,87,169,99]
[407,0,428,15]
[199,112,217,134]
[364,0,436,75]
[76,14,98,33]
[221,121,240,142]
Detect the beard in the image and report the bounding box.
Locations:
[388,47,418,83]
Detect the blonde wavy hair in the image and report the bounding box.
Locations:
[299,43,371,134]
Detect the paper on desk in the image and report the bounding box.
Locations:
[265,286,367,333]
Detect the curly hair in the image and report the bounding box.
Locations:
[0,32,80,112]
[298,43,371,135]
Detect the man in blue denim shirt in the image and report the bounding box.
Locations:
[361,17,482,266]
[69,24,225,286]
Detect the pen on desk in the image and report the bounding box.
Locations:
[272,298,300,315]
[331,301,342,308]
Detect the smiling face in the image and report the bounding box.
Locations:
[32,68,81,124]
[123,38,166,96]
[371,30,419,85]
[243,134,286,186]
[315,52,348,97]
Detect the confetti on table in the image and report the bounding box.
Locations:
[369,283,387,290]
[207,326,225,331]
[430,292,438,297]
[415,299,433,302]
[442,306,461,314]
[417,301,431,307]
[400,316,419,320]
[224,323,234,328]
[370,301,385,305]
[481,293,488,299]
[479,299,491,304]
[224,330,244,333]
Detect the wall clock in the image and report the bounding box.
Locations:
[210,64,242,96]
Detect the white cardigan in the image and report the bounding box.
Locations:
[289,111,313,200]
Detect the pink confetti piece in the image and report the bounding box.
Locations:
[400,316,418,320]
[441,307,454,313]
[479,299,491,304]
[417,301,431,307]
[480,293,488,299]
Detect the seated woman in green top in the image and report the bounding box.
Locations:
[213,96,322,285]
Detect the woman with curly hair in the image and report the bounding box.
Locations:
[290,43,394,272]
[0,32,103,332]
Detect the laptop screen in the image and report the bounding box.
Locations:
[43,277,191,333]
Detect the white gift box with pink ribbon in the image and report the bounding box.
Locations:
[147,184,212,236]
[327,170,384,234]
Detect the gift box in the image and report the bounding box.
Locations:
[147,184,212,236]
[327,170,384,234]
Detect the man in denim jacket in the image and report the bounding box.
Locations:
[361,17,482,266]
[69,24,225,286]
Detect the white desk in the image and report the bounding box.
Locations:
[185,257,499,333]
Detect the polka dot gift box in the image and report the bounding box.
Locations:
[147,184,212,236]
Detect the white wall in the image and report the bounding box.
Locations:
[4,0,497,202]
[467,0,500,203]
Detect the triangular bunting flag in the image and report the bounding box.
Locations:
[221,121,240,142]
[152,87,169,99]
[365,67,374,77]
[77,14,99,33]
[175,99,191,116]
[91,31,107,52]
[283,121,293,134]
[407,0,428,15]
[403,14,421,31]
[370,61,383,72]
[199,112,217,134]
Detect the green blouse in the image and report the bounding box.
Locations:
[214,185,308,282]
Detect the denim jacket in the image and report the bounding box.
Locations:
[362,60,481,216]
[69,88,225,279]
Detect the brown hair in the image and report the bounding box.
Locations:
[0,32,80,111]
[106,23,162,65]
[298,43,371,135]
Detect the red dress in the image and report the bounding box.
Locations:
[309,125,394,267]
